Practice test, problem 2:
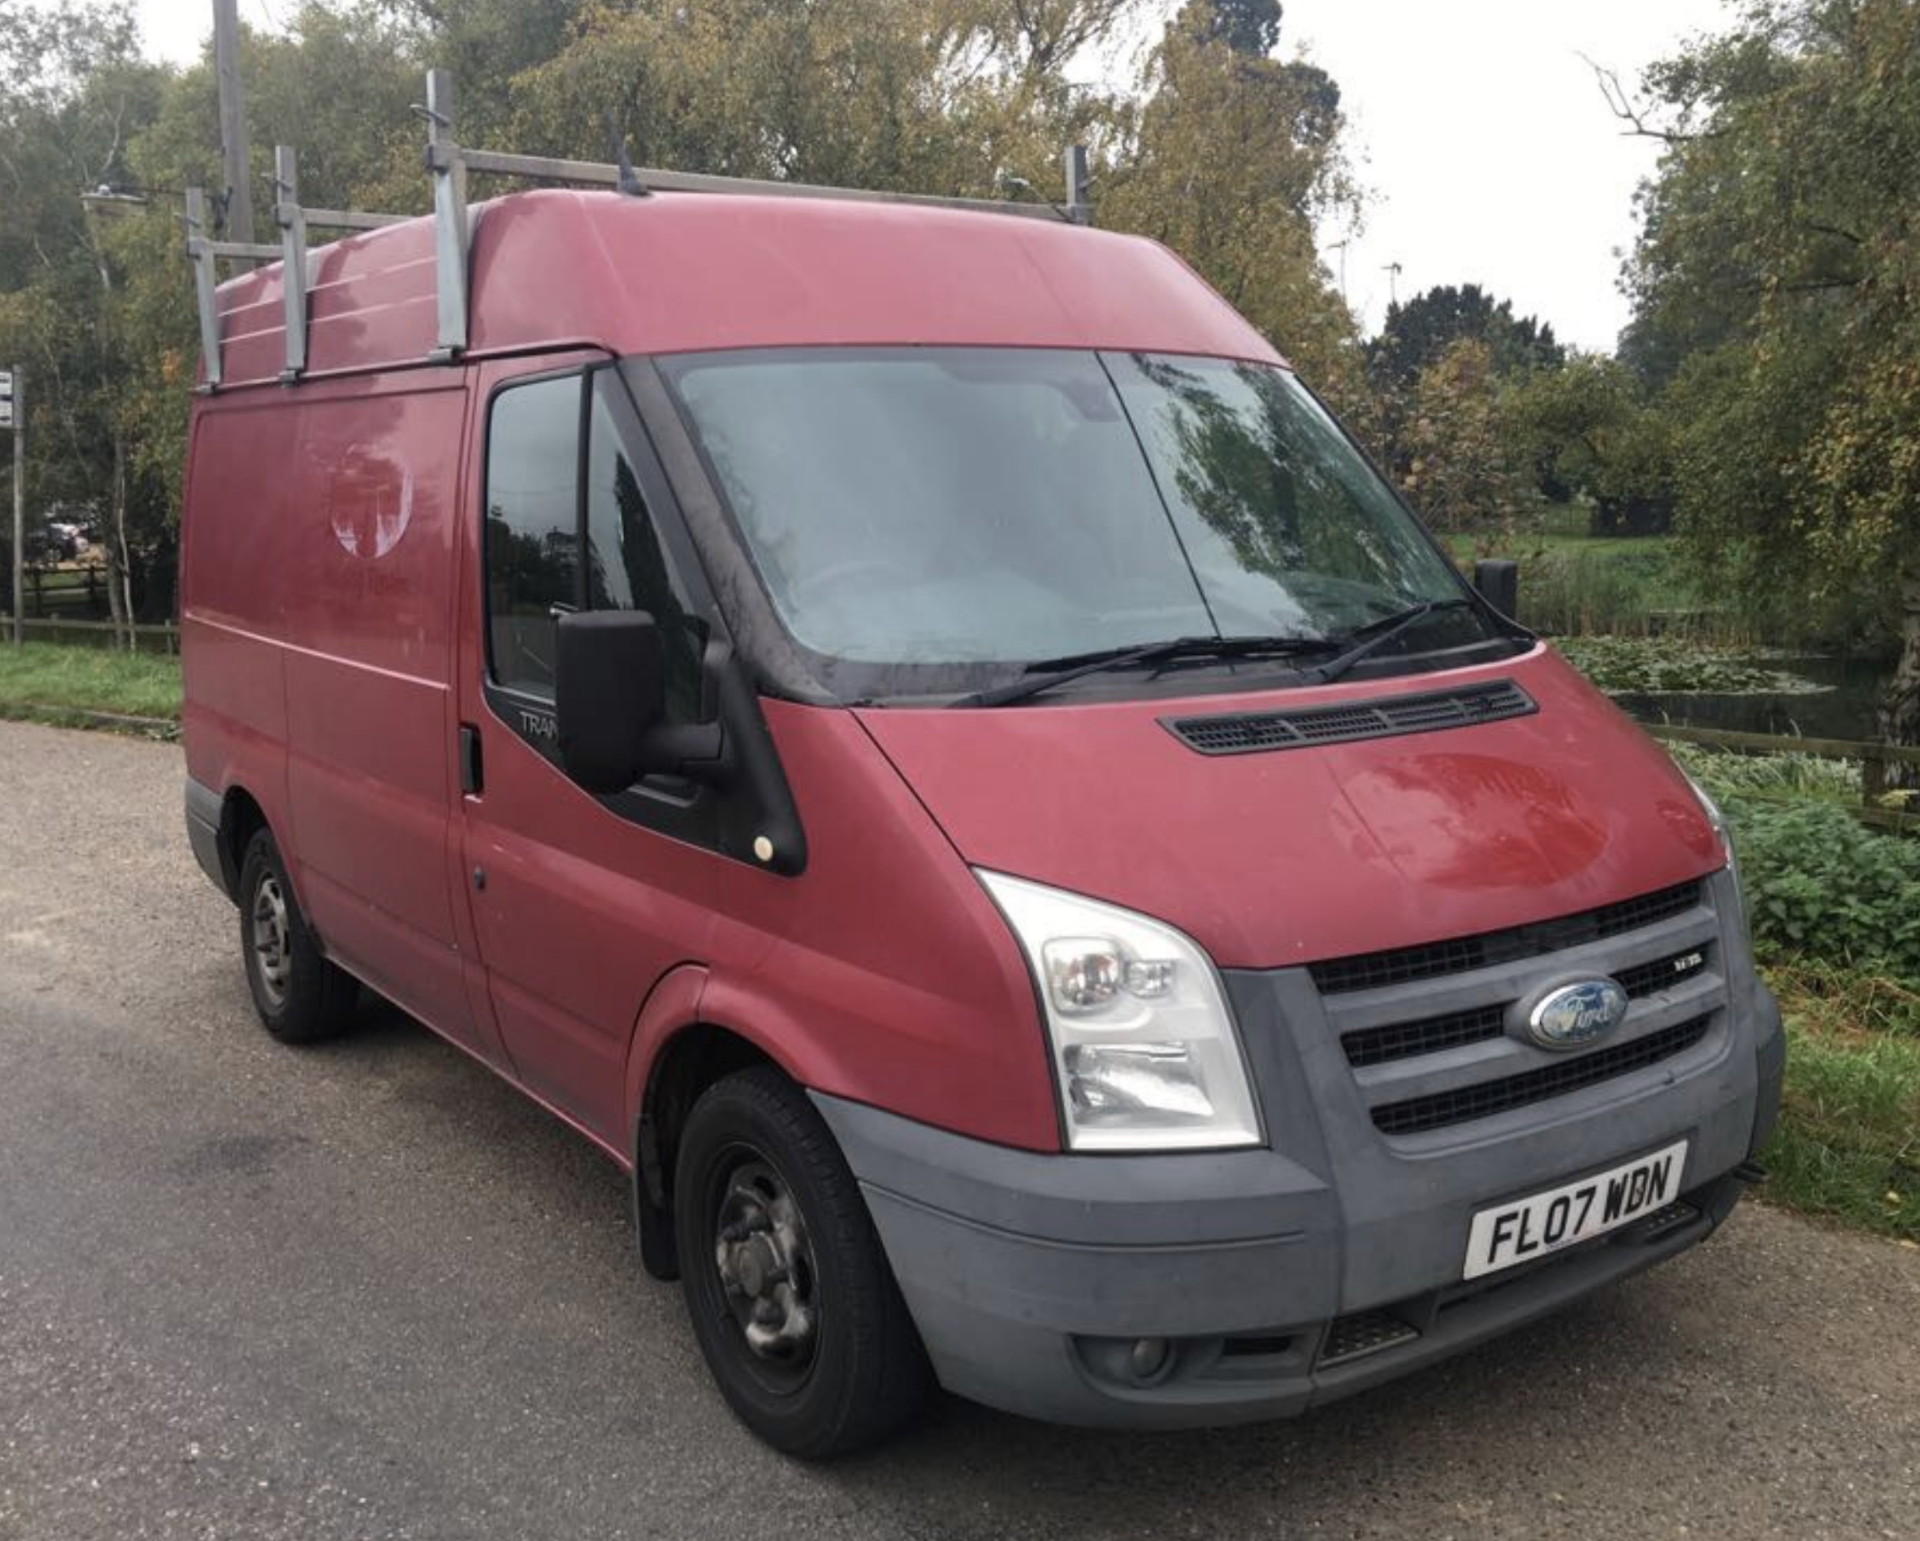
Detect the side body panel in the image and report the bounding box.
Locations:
[182,371,496,1060]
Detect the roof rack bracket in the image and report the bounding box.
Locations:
[1064,145,1092,226]
[274,145,309,382]
[424,68,470,362]
[184,187,224,390]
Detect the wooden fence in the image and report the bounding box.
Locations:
[1644,722,1920,834]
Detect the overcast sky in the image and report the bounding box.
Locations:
[128,0,1729,351]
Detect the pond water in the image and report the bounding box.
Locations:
[1613,654,1892,740]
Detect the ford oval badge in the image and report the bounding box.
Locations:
[1526,979,1629,1050]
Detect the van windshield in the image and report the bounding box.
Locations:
[657,348,1497,701]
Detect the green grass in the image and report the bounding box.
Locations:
[1442,510,1718,638]
[1763,972,1920,1242]
[1669,742,1864,806]
[0,640,181,723]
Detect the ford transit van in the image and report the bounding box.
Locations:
[180,150,1781,1457]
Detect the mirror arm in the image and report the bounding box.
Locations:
[640,721,728,783]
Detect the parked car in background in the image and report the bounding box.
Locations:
[21,524,73,566]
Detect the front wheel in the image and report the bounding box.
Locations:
[673,1066,931,1458]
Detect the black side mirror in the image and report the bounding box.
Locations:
[555,611,666,794]
[1473,558,1519,620]
[555,611,730,794]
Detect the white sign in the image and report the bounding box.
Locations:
[0,369,13,397]
[0,400,11,430]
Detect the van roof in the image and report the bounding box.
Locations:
[208,188,1286,388]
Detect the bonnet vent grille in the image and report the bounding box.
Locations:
[1164,680,1535,757]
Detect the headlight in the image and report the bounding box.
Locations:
[1682,770,1735,870]
[977,870,1263,1152]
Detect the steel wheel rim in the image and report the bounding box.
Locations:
[706,1147,821,1392]
[251,873,292,1007]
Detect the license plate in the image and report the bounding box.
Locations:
[1463,1140,1689,1280]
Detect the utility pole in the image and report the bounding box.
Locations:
[1384,261,1403,308]
[213,0,256,263]
[5,367,20,646]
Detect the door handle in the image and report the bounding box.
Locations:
[458,723,484,796]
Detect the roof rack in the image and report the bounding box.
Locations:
[188,69,1094,389]
[184,154,406,386]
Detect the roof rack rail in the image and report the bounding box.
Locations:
[188,69,1093,388]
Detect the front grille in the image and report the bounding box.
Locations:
[1370,1015,1713,1137]
[1164,679,1534,757]
[1340,946,1713,1068]
[1311,880,1704,995]
[1343,1004,1506,1068]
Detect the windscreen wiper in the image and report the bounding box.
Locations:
[950,634,1327,709]
[1297,597,1481,686]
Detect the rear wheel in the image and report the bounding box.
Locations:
[674,1066,930,1458]
[237,829,357,1043]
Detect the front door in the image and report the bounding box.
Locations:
[453,358,724,1151]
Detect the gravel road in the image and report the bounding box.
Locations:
[1,718,1916,1541]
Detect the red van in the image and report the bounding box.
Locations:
[179,118,1781,1457]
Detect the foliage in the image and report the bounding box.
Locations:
[1509,543,1696,637]
[0,1,170,625]
[1668,742,1863,803]
[1622,0,1920,753]
[1720,796,1920,983]
[0,639,181,721]
[1391,338,1533,533]
[1501,354,1675,536]
[1100,2,1364,415]
[1368,282,1563,399]
[1556,636,1826,695]
[1363,284,1579,532]
[1764,994,1920,1240]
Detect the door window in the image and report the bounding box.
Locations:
[485,369,704,720]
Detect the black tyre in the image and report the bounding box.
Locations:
[237,828,358,1043]
[674,1066,931,1458]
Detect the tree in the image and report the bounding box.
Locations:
[1100,1,1364,414]
[0,0,169,635]
[507,0,1126,205]
[1369,283,1563,399]
[1621,0,1920,760]
[1503,354,1674,535]
[1396,339,1533,536]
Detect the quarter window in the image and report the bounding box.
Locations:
[485,375,580,698]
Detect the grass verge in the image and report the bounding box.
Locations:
[1763,968,1920,1244]
[0,640,182,724]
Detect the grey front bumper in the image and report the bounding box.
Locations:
[814,872,1783,1430]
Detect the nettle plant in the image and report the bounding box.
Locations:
[1725,797,1920,988]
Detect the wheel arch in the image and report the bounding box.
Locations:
[216,784,272,899]
[626,968,820,1281]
